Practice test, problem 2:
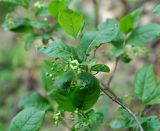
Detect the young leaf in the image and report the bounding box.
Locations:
[120,14,134,34]
[80,19,120,54]
[131,7,143,28]
[37,39,80,61]
[18,92,51,111]
[134,65,157,104]
[48,0,65,17]
[74,109,104,130]
[91,64,110,72]
[153,4,160,17]
[127,23,160,46]
[58,8,84,37]
[10,108,45,131]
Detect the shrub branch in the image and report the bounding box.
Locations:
[100,83,144,131]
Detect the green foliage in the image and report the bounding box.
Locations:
[131,7,143,28]
[2,0,160,131]
[50,71,100,112]
[0,1,16,24]
[10,108,45,131]
[4,17,33,34]
[0,0,31,8]
[134,65,160,105]
[24,34,38,51]
[120,14,134,34]
[80,19,119,55]
[48,0,84,37]
[120,8,143,34]
[50,71,76,112]
[153,4,160,17]
[110,110,160,131]
[58,8,85,37]
[37,40,81,61]
[127,23,160,46]
[74,109,104,130]
[18,92,51,111]
[48,0,65,17]
[91,64,110,72]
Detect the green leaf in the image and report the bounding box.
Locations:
[110,109,160,131]
[18,92,51,111]
[127,23,160,46]
[0,0,31,8]
[131,7,143,28]
[110,47,125,57]
[74,109,104,130]
[58,8,85,37]
[146,84,160,105]
[120,14,134,34]
[91,64,110,72]
[110,119,126,129]
[42,32,53,44]
[5,17,33,34]
[37,40,80,61]
[142,116,160,131]
[40,68,53,92]
[110,109,134,129]
[87,110,104,128]
[18,0,31,8]
[36,4,49,16]
[10,108,45,131]
[0,1,16,24]
[135,65,160,105]
[153,4,160,17]
[121,53,132,63]
[40,61,64,92]
[48,0,65,17]
[24,34,38,51]
[51,71,76,112]
[71,72,100,110]
[51,71,100,112]
[80,32,97,54]
[111,31,125,48]
[134,65,157,104]
[30,20,49,29]
[80,19,120,54]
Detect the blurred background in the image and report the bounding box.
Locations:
[0,0,160,130]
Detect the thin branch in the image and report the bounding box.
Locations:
[92,0,99,28]
[100,84,144,131]
[104,58,119,90]
[91,47,98,60]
